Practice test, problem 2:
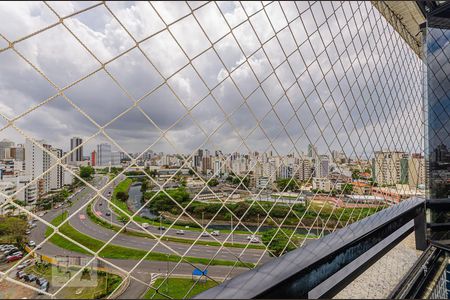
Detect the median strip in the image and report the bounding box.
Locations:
[88,203,265,250]
[46,212,255,268]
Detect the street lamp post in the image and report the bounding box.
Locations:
[231,215,233,245]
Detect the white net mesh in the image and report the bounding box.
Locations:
[0,1,424,299]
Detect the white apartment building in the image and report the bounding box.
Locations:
[25,139,64,196]
[312,177,332,192]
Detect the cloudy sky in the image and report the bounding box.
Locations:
[0,1,423,159]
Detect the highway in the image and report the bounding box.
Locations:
[28,175,270,298]
[93,179,260,245]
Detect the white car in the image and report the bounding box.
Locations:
[250,237,260,243]
[176,230,185,235]
[28,241,36,247]
[201,232,209,237]
[211,231,220,236]
[142,223,150,229]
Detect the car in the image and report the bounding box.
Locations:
[246,235,256,240]
[250,237,260,243]
[142,223,150,229]
[4,248,18,256]
[105,212,111,217]
[176,230,185,235]
[7,253,23,262]
[201,232,209,237]
[25,230,31,235]
[28,241,36,247]
[29,224,37,229]
[36,277,47,286]
[38,281,49,294]
[16,263,27,270]
[16,271,26,279]
[24,274,36,282]
[211,230,220,236]
[157,226,166,231]
[22,259,33,266]
[37,212,46,217]
[0,245,13,251]
[11,251,22,257]
[99,202,103,206]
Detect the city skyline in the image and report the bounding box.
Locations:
[0,1,423,158]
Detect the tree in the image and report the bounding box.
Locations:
[117,216,129,232]
[351,169,361,180]
[341,183,353,195]
[116,191,129,202]
[275,178,297,191]
[208,178,219,187]
[79,166,95,180]
[261,228,298,257]
[0,216,27,244]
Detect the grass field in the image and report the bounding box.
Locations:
[46,213,255,268]
[143,277,218,299]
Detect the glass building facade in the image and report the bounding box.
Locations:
[425,12,450,240]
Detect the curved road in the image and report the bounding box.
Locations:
[28,176,270,298]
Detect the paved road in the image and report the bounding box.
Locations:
[64,177,268,263]
[27,176,267,298]
[94,181,259,245]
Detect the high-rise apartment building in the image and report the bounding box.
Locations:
[26,139,64,196]
[408,154,426,188]
[91,150,96,166]
[308,144,318,159]
[0,139,14,159]
[70,137,83,164]
[372,151,409,186]
[314,155,330,178]
[97,143,112,166]
[50,148,63,190]
[10,144,25,161]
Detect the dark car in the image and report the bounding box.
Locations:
[157,226,166,230]
[36,277,47,286]
[105,212,111,216]
[38,281,49,294]
[24,274,36,282]
[16,271,26,279]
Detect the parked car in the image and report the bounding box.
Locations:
[211,230,220,236]
[16,271,26,279]
[0,244,13,251]
[142,223,150,229]
[16,263,27,271]
[25,230,31,235]
[38,281,49,294]
[99,202,103,206]
[176,230,185,235]
[105,212,111,217]
[36,277,47,286]
[7,253,23,262]
[22,259,33,266]
[29,223,37,229]
[28,241,36,247]
[4,248,18,256]
[24,274,36,282]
